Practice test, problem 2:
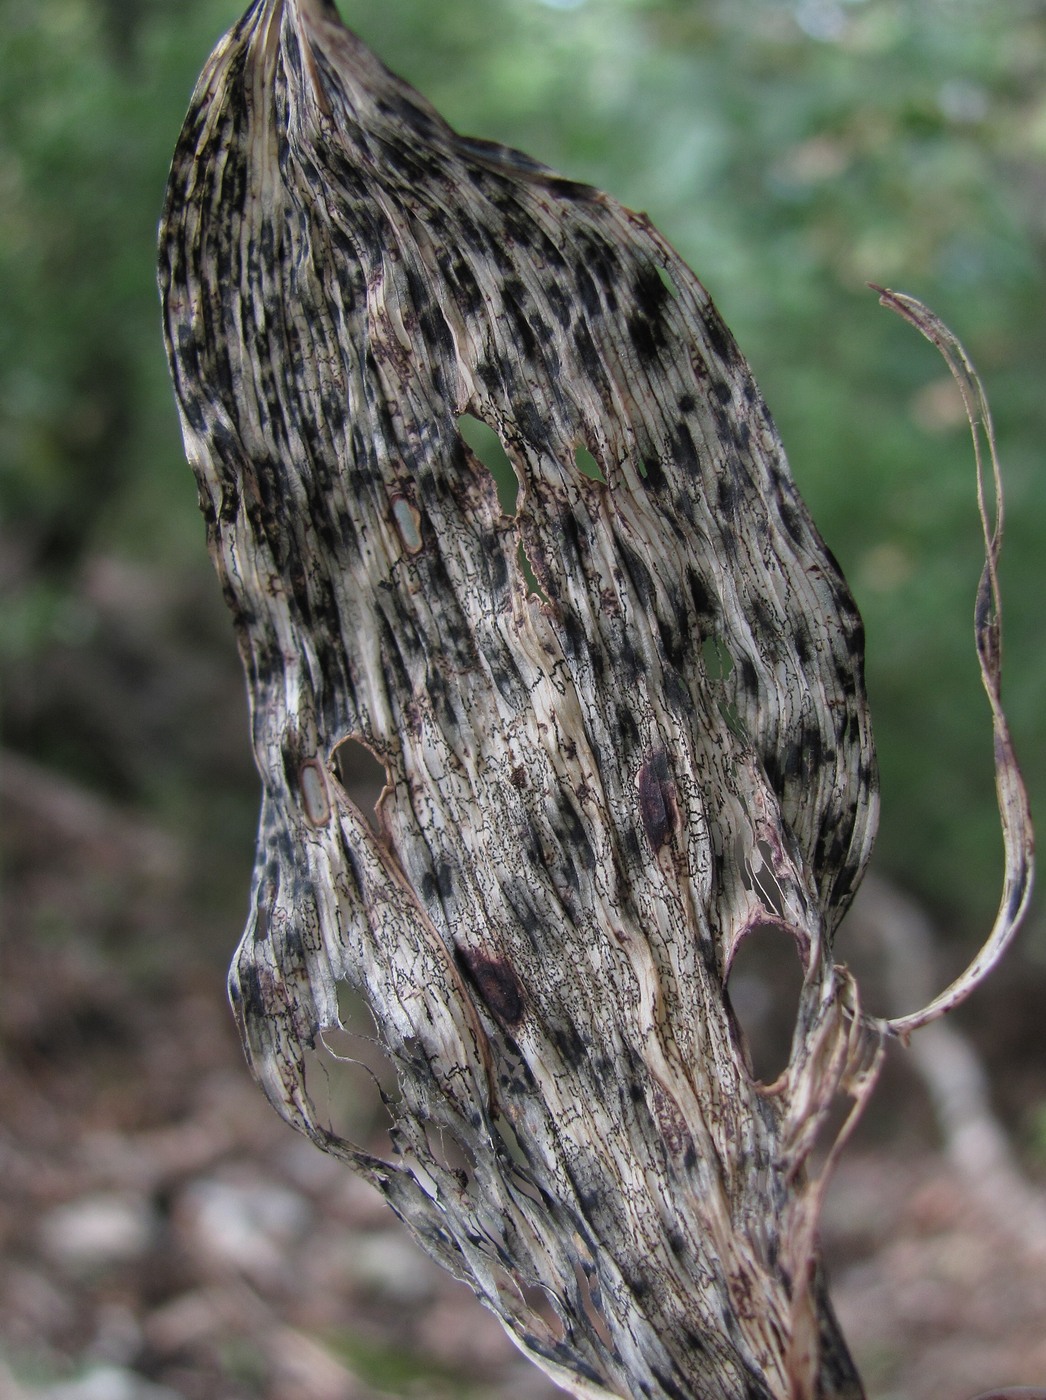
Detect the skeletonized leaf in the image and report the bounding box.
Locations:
[160,2,1027,1396]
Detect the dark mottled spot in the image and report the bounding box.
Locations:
[239,964,265,1020]
[281,918,304,963]
[436,861,456,898]
[778,499,805,546]
[750,595,778,640]
[673,421,700,474]
[656,613,685,670]
[801,724,825,769]
[744,1380,773,1400]
[450,257,481,315]
[485,541,510,595]
[616,537,655,608]
[456,948,525,1027]
[847,616,867,659]
[502,290,537,357]
[576,1190,602,1223]
[717,474,739,515]
[550,790,597,872]
[628,312,666,362]
[641,453,665,490]
[475,357,501,393]
[572,320,611,392]
[503,210,535,247]
[544,277,573,329]
[559,606,588,664]
[775,742,804,786]
[502,878,545,945]
[701,304,738,366]
[574,263,603,317]
[632,265,670,318]
[418,304,453,356]
[651,1369,689,1400]
[530,312,553,344]
[663,671,692,715]
[590,1055,614,1088]
[514,399,544,443]
[613,826,640,869]
[550,1019,587,1068]
[578,229,620,283]
[730,417,752,451]
[615,702,641,751]
[737,654,759,697]
[547,176,598,202]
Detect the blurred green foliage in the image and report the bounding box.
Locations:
[1,0,1042,945]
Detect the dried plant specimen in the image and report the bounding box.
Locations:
[158,3,1032,1396]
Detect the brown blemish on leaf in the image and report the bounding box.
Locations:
[457,949,526,1029]
[637,750,680,854]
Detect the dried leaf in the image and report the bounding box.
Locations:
[159,3,1028,1396]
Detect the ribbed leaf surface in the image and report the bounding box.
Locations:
[159,3,895,1395]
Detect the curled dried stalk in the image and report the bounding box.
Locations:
[869,288,1034,1041]
[158,3,1031,1396]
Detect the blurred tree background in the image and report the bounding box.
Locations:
[1,0,1043,957]
[2,2,1046,1395]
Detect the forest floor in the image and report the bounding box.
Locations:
[3,557,1046,1400]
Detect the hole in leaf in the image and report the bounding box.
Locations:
[516,1279,567,1344]
[458,412,520,515]
[752,839,785,917]
[518,540,548,602]
[573,444,606,483]
[420,1117,473,1186]
[306,984,402,1148]
[809,1087,859,1177]
[701,636,734,680]
[332,738,388,833]
[573,1255,614,1351]
[493,1114,530,1169]
[656,266,681,299]
[507,1165,544,1209]
[726,923,806,1086]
